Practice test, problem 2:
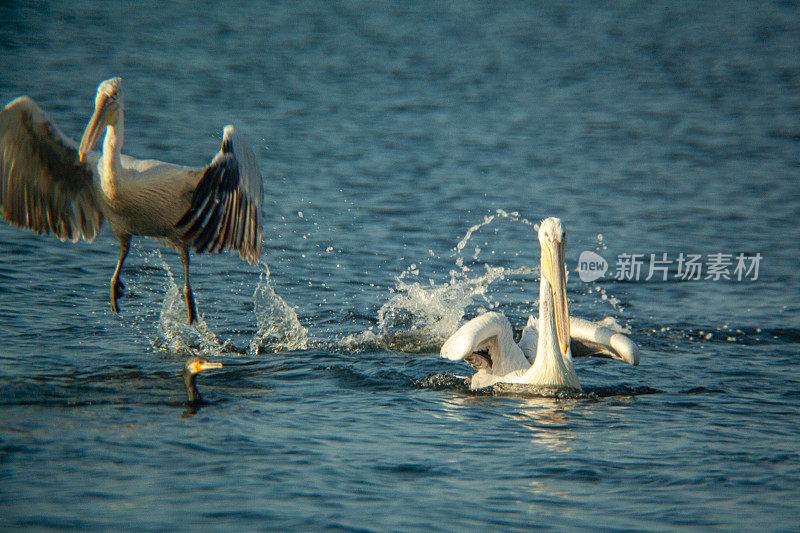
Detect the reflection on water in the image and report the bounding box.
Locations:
[506,399,577,452]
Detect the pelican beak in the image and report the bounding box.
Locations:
[79,93,117,162]
[543,238,570,355]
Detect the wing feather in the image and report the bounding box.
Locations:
[0,96,103,242]
[569,317,640,365]
[176,125,262,264]
[441,312,530,375]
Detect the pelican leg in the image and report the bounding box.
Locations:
[110,237,130,315]
[180,246,197,325]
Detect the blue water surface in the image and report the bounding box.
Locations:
[1,1,799,531]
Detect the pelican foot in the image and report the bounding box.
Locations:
[110,278,125,314]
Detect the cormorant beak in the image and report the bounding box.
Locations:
[542,237,570,355]
[79,93,117,163]
[197,361,223,372]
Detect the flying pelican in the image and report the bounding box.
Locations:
[0,77,263,324]
[440,217,639,391]
[183,356,223,405]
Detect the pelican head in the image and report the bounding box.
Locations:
[79,77,123,162]
[538,217,570,356]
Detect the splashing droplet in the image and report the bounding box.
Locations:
[250,264,309,354]
[152,251,224,356]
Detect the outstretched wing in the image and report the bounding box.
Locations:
[523,316,640,365]
[0,96,103,242]
[568,317,639,364]
[441,312,531,376]
[176,125,263,264]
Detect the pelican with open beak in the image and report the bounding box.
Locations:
[441,217,639,391]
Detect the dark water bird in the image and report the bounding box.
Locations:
[441,217,639,391]
[0,77,263,324]
[183,356,223,405]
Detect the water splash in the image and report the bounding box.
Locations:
[455,209,538,270]
[342,210,538,353]
[136,251,306,356]
[340,265,519,354]
[151,251,225,356]
[589,232,623,312]
[378,263,532,344]
[587,284,622,312]
[249,264,309,354]
[134,209,626,358]
[597,316,630,334]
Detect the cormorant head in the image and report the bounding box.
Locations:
[182,356,223,404]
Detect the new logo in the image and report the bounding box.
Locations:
[577,250,608,282]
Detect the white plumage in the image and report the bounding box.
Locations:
[0,77,263,323]
[441,217,639,391]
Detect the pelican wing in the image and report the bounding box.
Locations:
[519,316,538,362]
[176,125,263,264]
[522,316,639,365]
[441,312,530,375]
[0,96,103,242]
[568,317,640,365]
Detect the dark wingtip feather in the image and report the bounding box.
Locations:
[176,132,261,264]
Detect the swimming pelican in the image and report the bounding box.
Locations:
[0,77,263,324]
[440,217,639,390]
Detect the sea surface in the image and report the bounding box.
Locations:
[1,1,799,531]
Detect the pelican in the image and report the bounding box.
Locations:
[0,77,263,324]
[440,217,639,391]
[183,356,223,405]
